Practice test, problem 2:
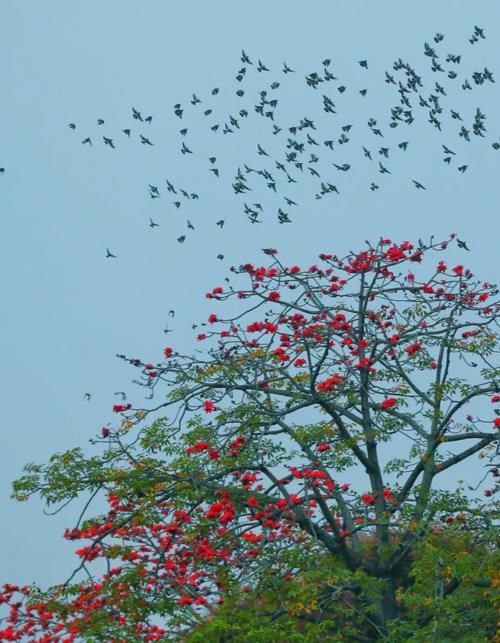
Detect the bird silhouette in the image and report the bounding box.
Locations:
[140,135,153,145]
[103,137,115,149]
[149,218,160,228]
[412,180,426,189]
[106,248,116,258]
[457,238,470,251]
[81,137,92,145]
[84,393,91,401]
[132,107,143,121]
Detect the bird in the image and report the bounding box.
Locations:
[106,248,116,258]
[412,180,426,189]
[122,129,131,137]
[145,116,153,124]
[216,220,225,228]
[0,168,4,174]
[97,119,104,125]
[132,107,143,121]
[149,218,160,228]
[240,49,253,65]
[187,220,195,230]
[217,254,224,260]
[140,135,153,145]
[378,161,390,174]
[177,235,186,243]
[457,238,470,251]
[363,146,372,159]
[257,60,269,72]
[370,183,379,191]
[283,62,295,73]
[181,142,192,154]
[168,310,175,318]
[84,393,91,401]
[398,141,408,151]
[68,123,76,130]
[163,325,174,335]
[103,137,115,149]
[81,137,91,145]
[458,165,468,173]
[257,144,269,156]
[358,60,368,69]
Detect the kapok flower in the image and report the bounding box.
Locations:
[163,347,173,358]
[380,398,397,410]
[204,400,216,413]
[112,404,131,413]
[405,342,423,356]
[316,373,344,393]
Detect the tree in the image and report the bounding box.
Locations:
[1,234,499,641]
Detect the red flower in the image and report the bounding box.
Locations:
[380,398,397,410]
[208,314,218,324]
[452,265,464,277]
[405,342,422,356]
[494,418,500,429]
[101,427,111,437]
[163,347,173,358]
[491,395,500,403]
[197,333,207,341]
[316,374,344,393]
[361,493,376,505]
[112,404,131,413]
[204,400,216,413]
[294,358,306,367]
[316,443,331,452]
[268,291,281,301]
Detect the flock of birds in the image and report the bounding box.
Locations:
[65,25,498,259]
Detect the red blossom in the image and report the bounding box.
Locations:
[208,314,218,324]
[380,398,397,410]
[204,400,216,413]
[405,342,423,356]
[163,347,173,358]
[112,404,131,413]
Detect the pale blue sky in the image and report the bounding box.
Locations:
[1,0,499,589]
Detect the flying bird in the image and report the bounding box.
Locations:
[412,180,426,189]
[81,137,92,145]
[103,137,115,149]
[106,248,116,258]
[149,218,160,228]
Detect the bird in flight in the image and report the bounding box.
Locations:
[457,238,470,250]
[106,247,116,258]
[84,393,91,401]
[149,218,160,228]
[103,137,115,149]
[81,137,92,145]
[412,180,426,189]
[132,107,143,121]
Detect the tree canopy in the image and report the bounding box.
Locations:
[1,235,499,641]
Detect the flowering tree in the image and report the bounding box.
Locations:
[1,235,499,641]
